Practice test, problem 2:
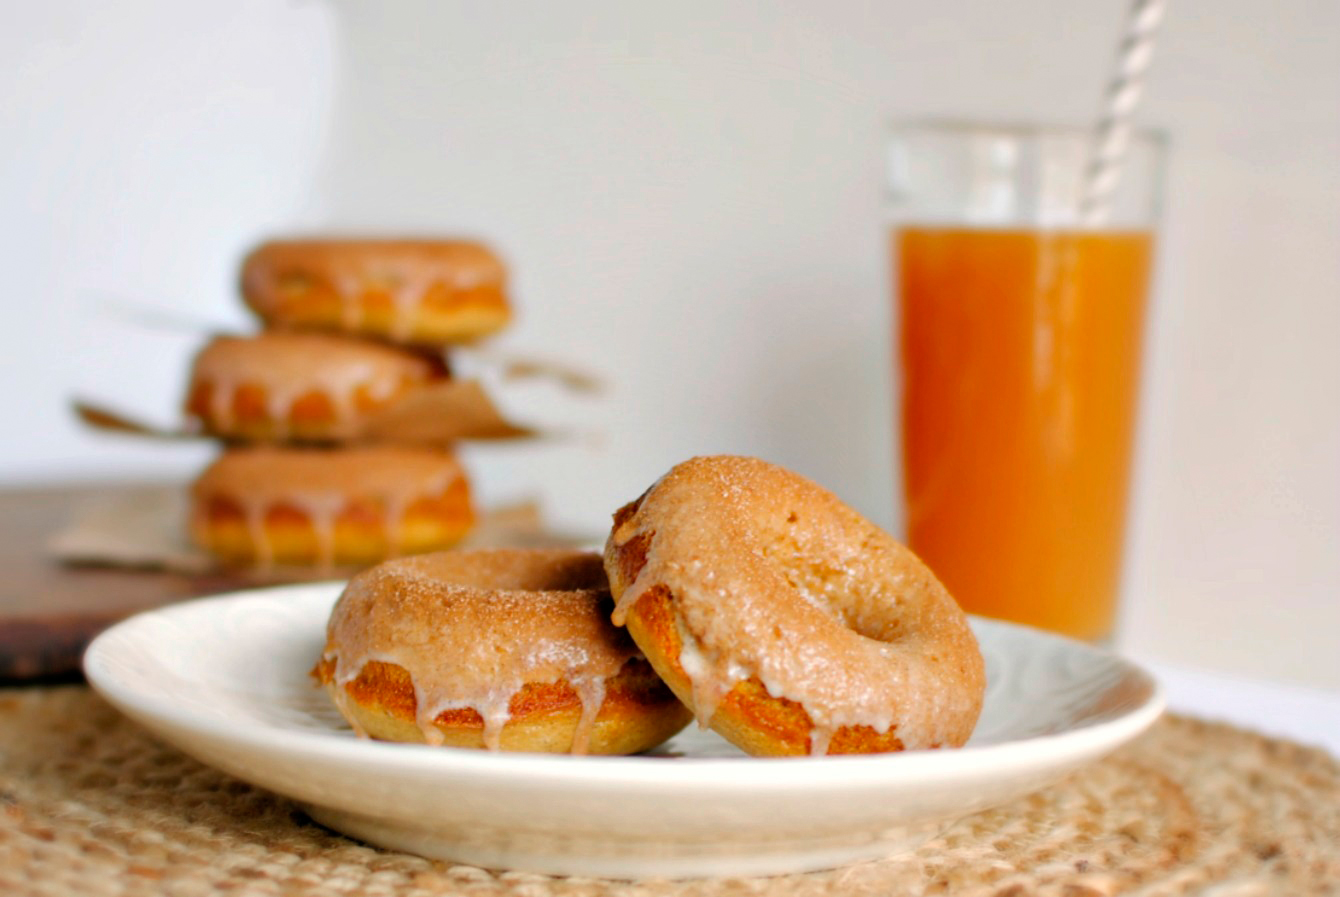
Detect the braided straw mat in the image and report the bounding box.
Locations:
[0,687,1336,896]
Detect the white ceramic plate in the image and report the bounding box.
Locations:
[84,582,1162,879]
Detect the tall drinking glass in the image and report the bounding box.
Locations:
[887,121,1165,642]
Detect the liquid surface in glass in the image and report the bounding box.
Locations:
[898,226,1153,641]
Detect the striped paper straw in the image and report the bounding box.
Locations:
[1080,0,1168,225]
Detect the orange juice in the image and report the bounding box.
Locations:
[898,227,1153,640]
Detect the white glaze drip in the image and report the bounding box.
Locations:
[674,619,747,729]
[325,258,496,343]
[243,241,506,332]
[188,332,442,440]
[568,675,607,755]
[296,492,347,570]
[249,242,503,343]
[383,493,407,559]
[194,446,467,571]
[325,551,637,753]
[239,496,274,570]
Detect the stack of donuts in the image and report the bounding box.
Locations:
[317,456,987,757]
[186,239,513,570]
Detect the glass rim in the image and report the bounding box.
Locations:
[888,116,1170,149]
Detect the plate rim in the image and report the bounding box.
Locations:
[83,580,1165,789]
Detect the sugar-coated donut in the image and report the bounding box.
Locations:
[190,446,473,569]
[241,239,510,346]
[184,331,449,443]
[604,456,985,757]
[315,549,693,754]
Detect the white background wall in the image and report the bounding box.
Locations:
[3,1,1337,690]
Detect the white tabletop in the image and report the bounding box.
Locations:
[1137,656,1340,758]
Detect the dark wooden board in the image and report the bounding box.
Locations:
[0,484,256,680]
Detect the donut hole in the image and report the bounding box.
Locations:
[391,548,607,594]
[760,519,906,646]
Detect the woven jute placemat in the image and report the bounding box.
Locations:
[0,687,1336,896]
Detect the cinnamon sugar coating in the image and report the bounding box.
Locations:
[605,456,986,756]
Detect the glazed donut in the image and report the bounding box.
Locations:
[183,331,449,443]
[190,446,473,569]
[315,549,693,754]
[604,456,985,757]
[240,239,510,346]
